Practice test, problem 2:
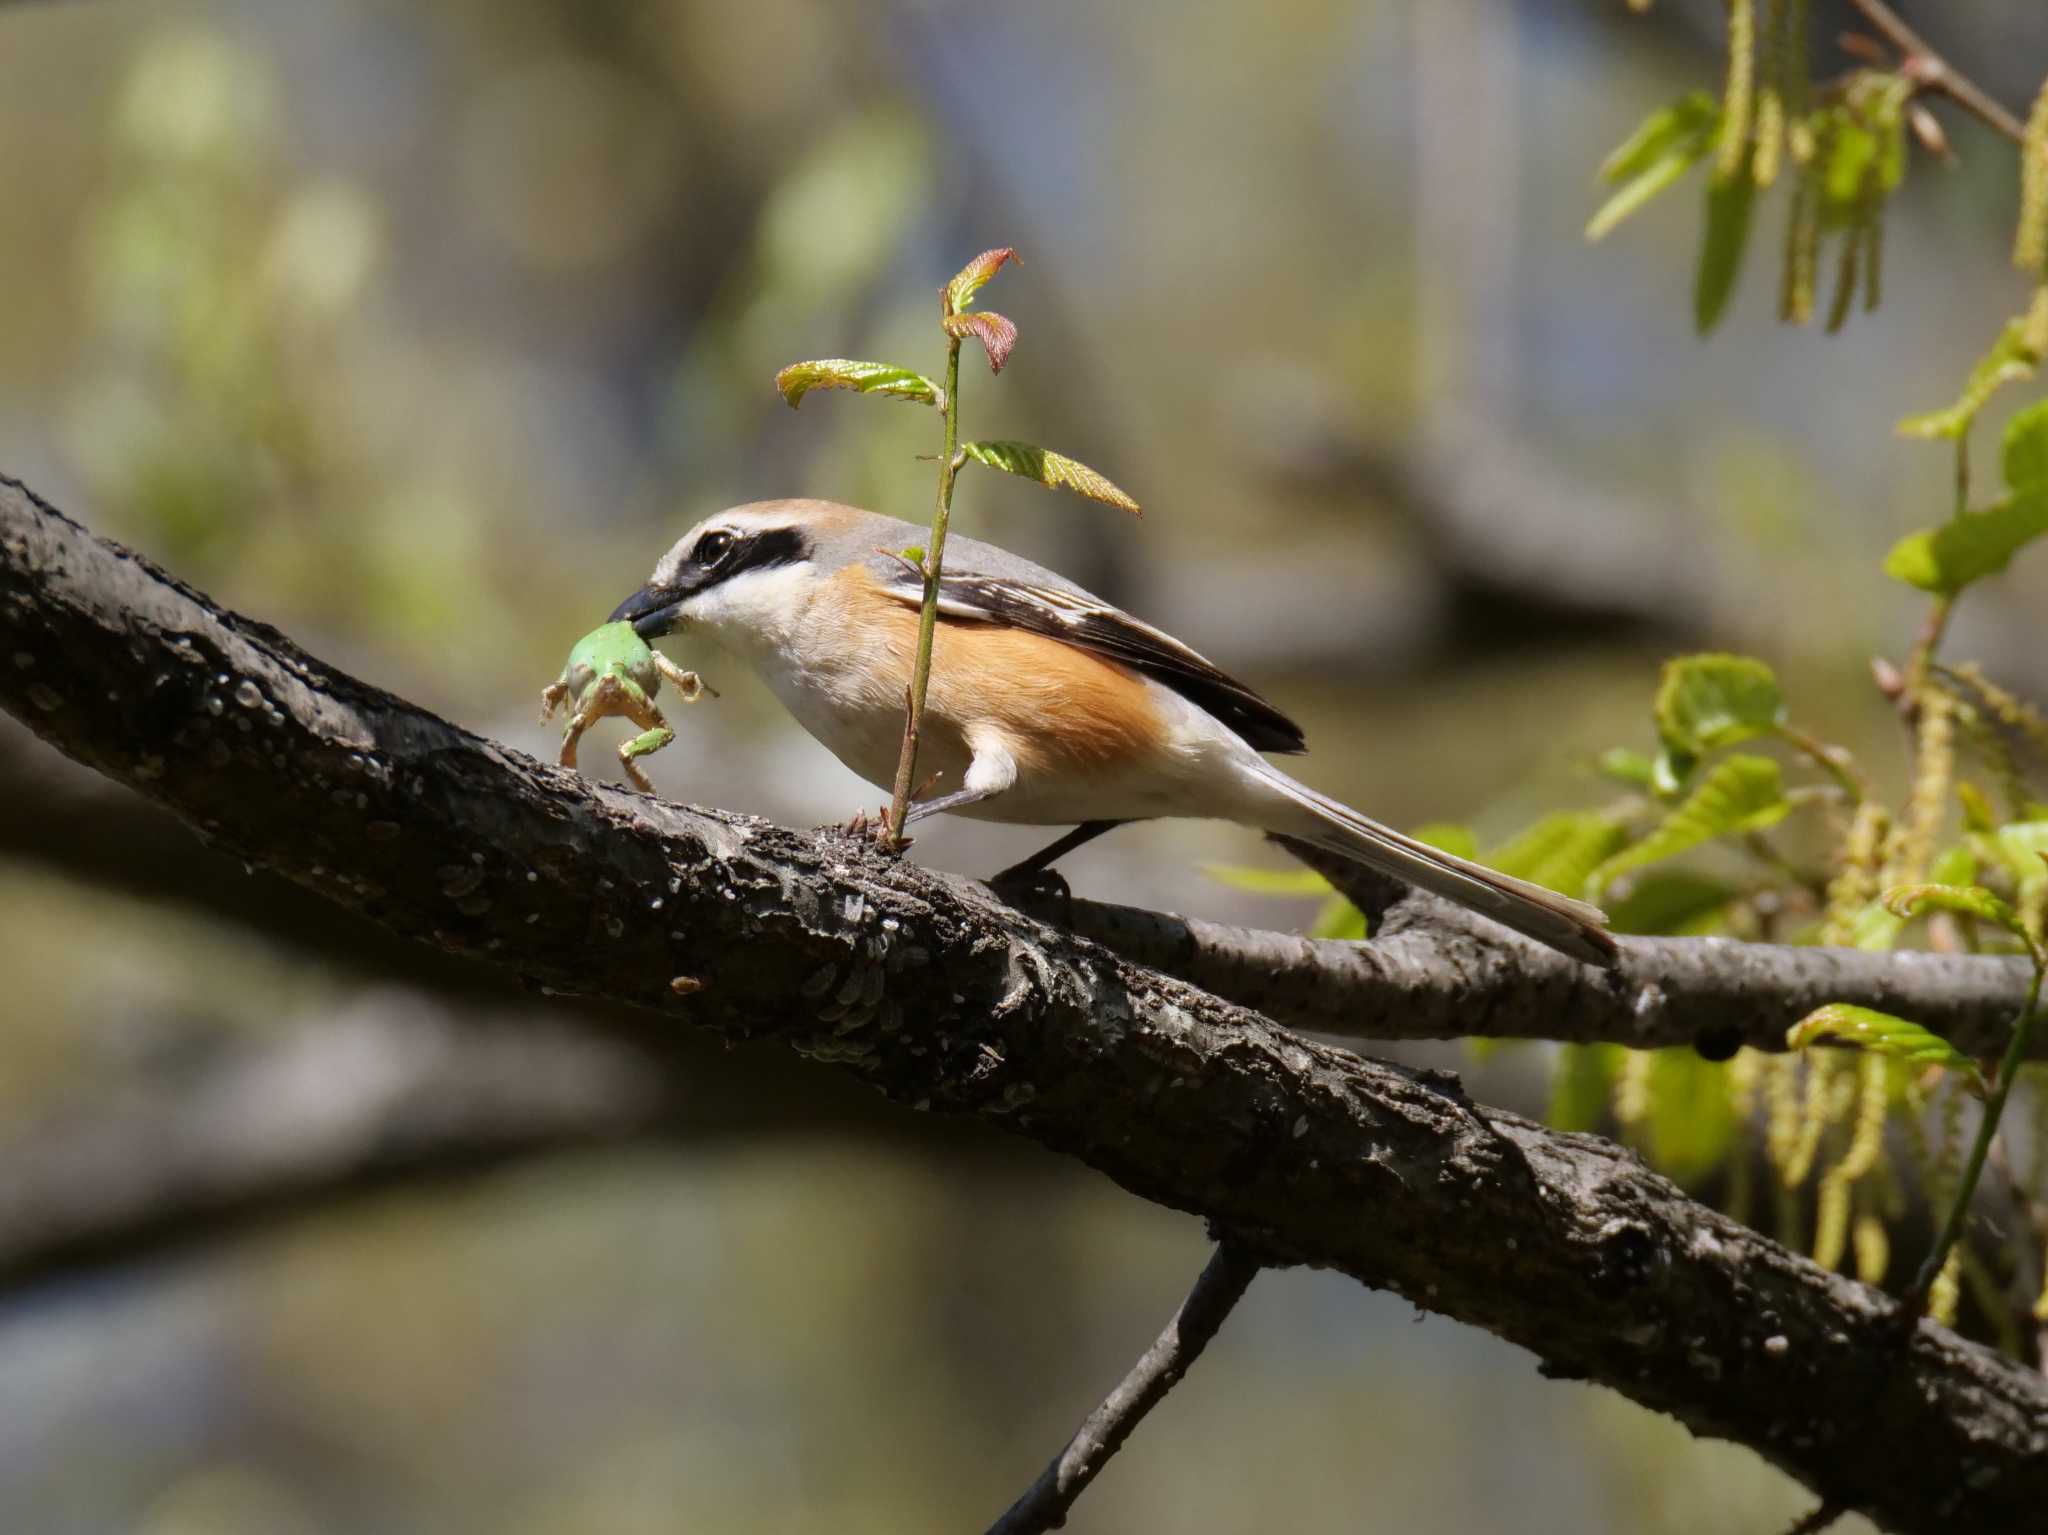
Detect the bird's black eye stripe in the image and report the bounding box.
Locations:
[682,526,813,591]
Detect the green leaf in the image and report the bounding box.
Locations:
[1956,784,1998,835]
[1638,1050,1739,1186]
[1589,143,1713,242]
[942,310,1017,373]
[1203,864,1333,896]
[774,359,941,409]
[1547,1043,1621,1133]
[1842,899,1905,953]
[1652,749,1697,797]
[1929,841,1980,888]
[1897,316,2041,439]
[1588,93,1718,242]
[2001,398,2048,490]
[1485,813,1630,900]
[1985,823,2048,925]
[1787,1004,1977,1075]
[1823,119,1878,207]
[959,441,1141,513]
[1409,822,1479,861]
[1873,89,1909,194]
[1881,883,2026,937]
[1599,92,1719,184]
[1653,653,1785,757]
[1881,489,2048,594]
[1591,755,1790,894]
[1205,861,1365,939]
[1596,747,1657,788]
[1311,896,1367,941]
[943,246,1018,316]
[1603,871,1738,936]
[1695,166,1756,334]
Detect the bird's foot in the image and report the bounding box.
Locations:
[990,863,1073,921]
[836,805,909,853]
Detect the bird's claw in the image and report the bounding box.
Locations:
[835,805,910,853]
[991,864,1073,920]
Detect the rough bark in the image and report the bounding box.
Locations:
[6,695,2035,1065]
[1051,882,2039,1060]
[4,476,2046,1533]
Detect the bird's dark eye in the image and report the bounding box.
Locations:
[694,530,736,567]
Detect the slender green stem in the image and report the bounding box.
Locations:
[884,335,964,847]
[1774,723,1869,804]
[1906,960,2045,1309]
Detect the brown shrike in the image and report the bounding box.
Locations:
[610,498,1616,966]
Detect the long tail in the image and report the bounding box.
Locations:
[1252,765,1619,968]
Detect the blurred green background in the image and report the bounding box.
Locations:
[4,1,2044,1529]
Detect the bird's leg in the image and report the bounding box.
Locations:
[987,822,1130,896]
[903,785,1002,825]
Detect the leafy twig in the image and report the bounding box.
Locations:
[985,1243,1262,1535]
[885,328,965,846]
[773,248,1133,847]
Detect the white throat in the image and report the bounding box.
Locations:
[679,562,822,671]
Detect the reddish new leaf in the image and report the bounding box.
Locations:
[942,310,1018,373]
[943,247,1019,316]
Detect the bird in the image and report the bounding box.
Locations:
[608,498,1617,967]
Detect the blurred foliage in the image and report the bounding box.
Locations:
[1222,4,2048,1361]
[4,1,2045,1530]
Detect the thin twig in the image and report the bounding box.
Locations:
[1985,1131,2048,1370]
[1845,0,2028,144]
[1905,961,2047,1310]
[986,1243,1262,1535]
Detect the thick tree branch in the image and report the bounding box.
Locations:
[7,693,2035,1066]
[986,1242,1261,1535]
[5,476,2048,1533]
[1052,881,2040,1062]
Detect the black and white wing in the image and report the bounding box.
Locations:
[879,567,1307,754]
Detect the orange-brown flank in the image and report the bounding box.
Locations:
[832,564,1165,778]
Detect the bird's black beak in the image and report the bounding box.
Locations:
[608,583,687,639]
